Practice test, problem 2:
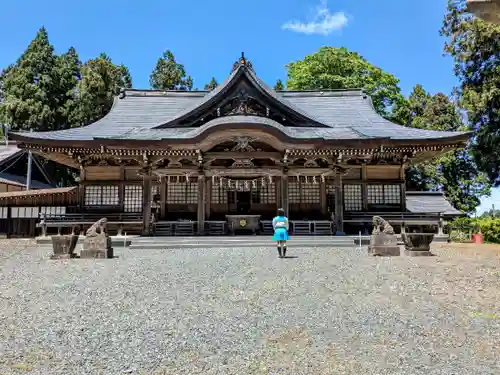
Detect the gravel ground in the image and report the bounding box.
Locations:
[0,240,500,375]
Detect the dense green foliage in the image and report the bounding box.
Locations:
[204,77,218,90]
[0,28,133,185]
[442,0,500,186]
[286,46,404,118]
[149,50,193,91]
[392,85,490,213]
[274,79,284,90]
[448,216,500,243]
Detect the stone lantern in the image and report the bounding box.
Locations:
[467,0,500,24]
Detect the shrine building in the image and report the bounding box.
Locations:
[9,56,466,236]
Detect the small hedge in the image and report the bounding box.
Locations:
[447,217,500,244]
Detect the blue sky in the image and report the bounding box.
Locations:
[1,0,497,213]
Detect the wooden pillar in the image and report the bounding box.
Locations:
[320,178,327,216]
[79,167,86,213]
[142,173,153,235]
[334,173,345,235]
[119,166,125,213]
[400,165,406,212]
[281,174,289,217]
[205,178,211,220]
[361,164,368,211]
[160,176,167,219]
[6,206,11,239]
[197,175,206,235]
[276,177,282,209]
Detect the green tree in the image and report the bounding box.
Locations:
[53,47,82,128]
[0,27,58,131]
[0,64,14,104]
[204,77,218,90]
[285,47,404,118]
[441,0,500,186]
[150,50,193,91]
[394,84,490,213]
[274,79,284,90]
[74,53,132,126]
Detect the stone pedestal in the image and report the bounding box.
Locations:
[368,233,400,256]
[80,233,114,259]
[401,232,434,257]
[50,235,79,259]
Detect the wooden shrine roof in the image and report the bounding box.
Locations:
[405,191,461,217]
[9,56,470,146]
[0,187,77,201]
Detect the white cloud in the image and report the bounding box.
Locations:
[282,0,348,36]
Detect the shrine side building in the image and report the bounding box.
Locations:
[10,56,466,236]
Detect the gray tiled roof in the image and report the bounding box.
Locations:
[406,191,462,216]
[10,63,469,143]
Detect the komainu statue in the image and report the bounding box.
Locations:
[368,216,399,256]
[371,216,395,235]
[85,218,108,237]
[81,217,113,259]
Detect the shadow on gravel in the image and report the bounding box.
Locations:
[282,256,298,259]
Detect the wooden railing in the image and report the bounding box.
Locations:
[37,213,144,236]
[260,220,333,235]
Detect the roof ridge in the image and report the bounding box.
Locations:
[280,90,366,98]
[122,89,207,98]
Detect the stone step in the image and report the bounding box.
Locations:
[129,236,359,250]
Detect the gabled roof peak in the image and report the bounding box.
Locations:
[231,52,254,73]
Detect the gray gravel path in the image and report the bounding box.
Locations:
[0,242,499,374]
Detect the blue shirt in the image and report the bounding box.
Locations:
[272,216,289,231]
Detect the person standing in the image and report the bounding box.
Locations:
[272,208,289,258]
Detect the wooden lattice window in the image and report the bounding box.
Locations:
[288,182,300,203]
[343,184,362,211]
[212,184,229,204]
[84,185,119,207]
[300,181,320,203]
[251,183,276,204]
[124,185,143,213]
[167,182,198,204]
[367,184,401,205]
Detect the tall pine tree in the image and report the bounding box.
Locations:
[274,79,284,90]
[441,0,500,186]
[0,27,58,131]
[204,77,218,90]
[74,53,132,126]
[150,50,193,90]
[54,47,82,128]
